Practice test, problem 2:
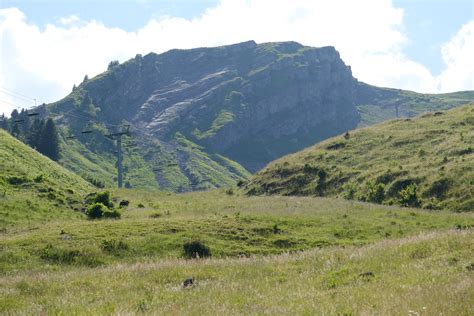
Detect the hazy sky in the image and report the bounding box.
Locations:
[1,0,473,115]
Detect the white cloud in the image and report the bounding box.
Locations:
[436,21,474,92]
[59,15,80,26]
[0,1,473,115]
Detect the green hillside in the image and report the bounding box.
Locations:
[1,188,473,313]
[0,130,92,227]
[246,104,474,211]
[356,83,474,126]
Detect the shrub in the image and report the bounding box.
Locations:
[225,188,234,195]
[93,191,114,208]
[103,208,121,219]
[365,181,385,203]
[7,176,28,185]
[342,181,357,200]
[137,203,145,208]
[315,169,328,196]
[398,184,421,208]
[183,240,211,259]
[86,202,108,219]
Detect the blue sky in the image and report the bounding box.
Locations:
[0,0,473,114]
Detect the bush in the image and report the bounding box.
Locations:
[342,181,357,200]
[103,208,121,219]
[365,181,385,203]
[183,240,211,259]
[7,176,28,185]
[398,184,421,208]
[93,191,114,208]
[86,202,108,219]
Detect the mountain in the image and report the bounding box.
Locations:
[245,104,474,211]
[0,130,92,227]
[37,41,474,191]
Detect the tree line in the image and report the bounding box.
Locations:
[1,109,61,161]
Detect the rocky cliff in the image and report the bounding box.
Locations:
[43,41,474,190]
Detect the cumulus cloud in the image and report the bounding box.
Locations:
[0,0,473,115]
[436,21,474,92]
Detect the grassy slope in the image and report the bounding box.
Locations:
[246,104,474,211]
[60,136,158,190]
[0,130,92,227]
[357,87,474,126]
[1,187,473,313]
[1,189,472,273]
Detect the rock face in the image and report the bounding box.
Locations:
[51,41,360,176]
[45,41,474,190]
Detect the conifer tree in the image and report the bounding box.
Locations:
[38,118,60,161]
[0,114,8,130]
[19,109,31,139]
[28,118,44,149]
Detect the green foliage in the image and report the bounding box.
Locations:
[86,203,109,219]
[84,192,120,219]
[91,191,114,208]
[38,118,60,161]
[397,184,421,208]
[364,181,385,204]
[103,208,121,219]
[183,240,211,259]
[342,181,358,200]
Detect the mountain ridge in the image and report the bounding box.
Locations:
[30,40,474,191]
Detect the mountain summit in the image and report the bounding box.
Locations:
[43,41,474,190]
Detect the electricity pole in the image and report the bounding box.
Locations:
[105,125,130,188]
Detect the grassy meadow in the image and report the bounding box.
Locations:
[1,188,473,314]
[1,107,474,314]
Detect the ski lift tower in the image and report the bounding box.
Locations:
[105,125,131,188]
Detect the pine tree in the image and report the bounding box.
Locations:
[38,118,60,161]
[0,114,8,131]
[28,118,44,149]
[19,109,31,139]
[9,109,20,136]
